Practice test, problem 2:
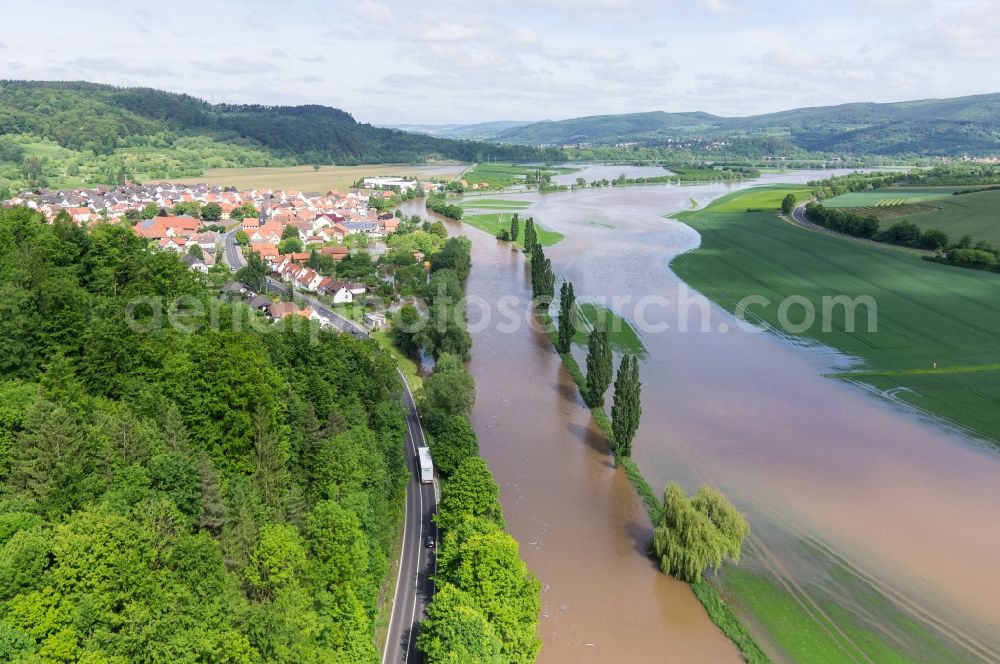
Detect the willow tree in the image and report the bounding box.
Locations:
[653,483,749,583]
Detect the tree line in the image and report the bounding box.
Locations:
[804,202,1000,271]
[425,194,464,221]
[0,81,566,167]
[808,165,1000,201]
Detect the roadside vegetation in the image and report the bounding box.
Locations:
[403,234,541,664]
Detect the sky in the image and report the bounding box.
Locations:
[2,0,998,125]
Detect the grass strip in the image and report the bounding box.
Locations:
[692,581,771,664]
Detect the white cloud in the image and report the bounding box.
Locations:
[700,0,743,15]
[353,0,395,24]
[1,0,996,124]
[903,1,1000,60]
[192,58,278,74]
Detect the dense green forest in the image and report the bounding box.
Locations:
[0,206,411,661]
[488,94,1000,157]
[0,81,564,188]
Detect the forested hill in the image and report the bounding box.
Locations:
[0,206,410,660]
[0,80,564,165]
[493,94,1000,156]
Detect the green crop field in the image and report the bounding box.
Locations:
[462,162,577,190]
[887,188,1000,247]
[721,564,961,664]
[823,187,966,208]
[835,204,936,221]
[461,212,564,248]
[672,185,1000,445]
[711,185,813,212]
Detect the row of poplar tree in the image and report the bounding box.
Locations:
[515,217,643,460]
[515,212,750,588]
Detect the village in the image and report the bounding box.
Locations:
[1,177,445,329]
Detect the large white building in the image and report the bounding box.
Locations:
[362,177,418,193]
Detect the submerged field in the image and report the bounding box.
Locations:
[673,184,1000,663]
[673,185,1000,444]
[571,302,647,356]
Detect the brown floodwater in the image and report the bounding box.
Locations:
[461,227,743,663]
[402,167,1000,663]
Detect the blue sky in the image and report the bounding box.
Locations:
[2,0,997,124]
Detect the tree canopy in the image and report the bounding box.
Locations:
[653,483,749,583]
[0,205,409,662]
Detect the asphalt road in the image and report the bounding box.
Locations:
[221,232,436,663]
[789,203,931,256]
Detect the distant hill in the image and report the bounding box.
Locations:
[0,80,563,168]
[494,94,1000,156]
[384,120,536,141]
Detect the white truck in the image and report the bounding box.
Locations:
[417,447,434,484]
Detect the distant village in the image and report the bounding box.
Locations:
[2,177,442,310]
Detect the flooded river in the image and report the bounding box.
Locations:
[404,166,1000,663]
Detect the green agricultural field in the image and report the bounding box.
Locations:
[888,188,1000,247]
[711,185,813,212]
[672,185,1000,445]
[834,204,936,221]
[721,565,961,664]
[462,162,577,190]
[572,302,647,357]
[823,187,966,208]
[462,212,564,248]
